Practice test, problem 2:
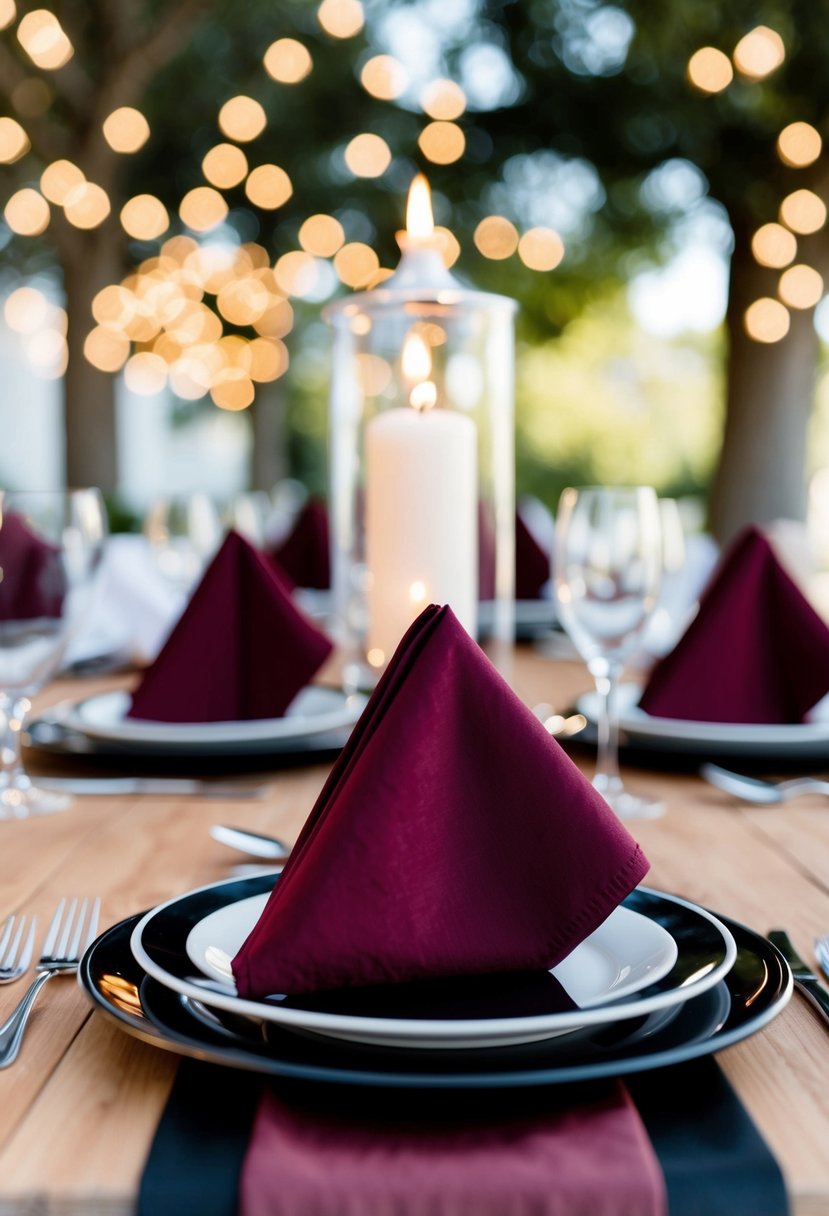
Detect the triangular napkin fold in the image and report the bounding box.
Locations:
[233,604,648,998]
[639,525,829,724]
[0,512,65,621]
[128,530,332,723]
[270,498,330,590]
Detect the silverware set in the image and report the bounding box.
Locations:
[701,763,829,805]
[0,897,100,1068]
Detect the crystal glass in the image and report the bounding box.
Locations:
[143,493,221,593]
[0,489,107,818]
[554,486,663,820]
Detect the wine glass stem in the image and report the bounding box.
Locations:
[591,664,623,798]
[0,694,31,794]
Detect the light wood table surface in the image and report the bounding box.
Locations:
[0,649,828,1216]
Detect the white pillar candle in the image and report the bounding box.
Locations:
[365,405,477,664]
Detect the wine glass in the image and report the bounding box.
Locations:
[0,489,107,818]
[143,493,221,593]
[554,486,663,820]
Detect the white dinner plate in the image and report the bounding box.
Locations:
[577,682,829,755]
[129,875,736,1052]
[65,686,366,747]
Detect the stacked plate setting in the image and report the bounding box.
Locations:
[79,874,792,1089]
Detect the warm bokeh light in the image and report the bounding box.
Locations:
[0,0,15,30]
[360,54,408,100]
[777,122,822,168]
[179,186,228,232]
[102,107,150,154]
[4,188,49,236]
[686,47,733,93]
[274,250,320,297]
[210,368,255,410]
[317,0,364,38]
[218,96,267,142]
[744,297,790,342]
[778,264,824,309]
[751,222,797,268]
[253,298,294,338]
[474,215,519,260]
[247,337,289,382]
[92,284,136,329]
[733,25,785,79]
[420,79,466,120]
[245,164,293,209]
[26,328,67,378]
[418,121,465,165]
[202,143,248,189]
[402,329,431,381]
[263,38,312,83]
[216,276,270,325]
[0,116,30,163]
[40,159,84,204]
[334,241,379,287]
[63,182,111,229]
[356,352,392,395]
[83,325,130,372]
[299,213,345,257]
[434,226,461,268]
[17,9,73,70]
[125,351,168,395]
[518,226,565,271]
[779,189,827,234]
[120,194,169,241]
[3,285,49,333]
[344,132,391,177]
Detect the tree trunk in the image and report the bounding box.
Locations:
[250,377,289,490]
[61,221,123,495]
[708,220,820,546]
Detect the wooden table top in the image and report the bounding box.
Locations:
[0,649,828,1216]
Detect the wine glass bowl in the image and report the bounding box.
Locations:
[554,486,663,820]
[0,489,107,818]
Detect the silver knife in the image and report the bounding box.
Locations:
[768,930,829,1026]
[209,823,291,859]
[33,776,270,798]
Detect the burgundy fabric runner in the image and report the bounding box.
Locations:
[233,604,648,998]
[128,530,332,723]
[0,511,65,621]
[639,525,829,724]
[515,510,551,600]
[239,1082,666,1216]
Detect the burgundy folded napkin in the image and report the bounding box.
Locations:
[0,511,65,621]
[239,1083,666,1216]
[515,509,551,600]
[233,603,648,998]
[639,525,829,724]
[128,530,332,723]
[269,498,330,590]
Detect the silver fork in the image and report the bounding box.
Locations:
[0,915,36,984]
[0,897,100,1069]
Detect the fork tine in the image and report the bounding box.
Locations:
[55,898,78,960]
[17,920,35,971]
[41,899,66,957]
[5,919,26,969]
[84,898,101,951]
[0,917,14,960]
[68,898,88,960]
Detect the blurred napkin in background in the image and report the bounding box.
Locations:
[0,511,65,620]
[268,497,330,591]
[233,603,648,999]
[128,530,332,723]
[639,525,829,724]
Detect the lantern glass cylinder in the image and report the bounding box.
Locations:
[325,277,516,688]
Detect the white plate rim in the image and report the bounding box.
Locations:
[65,686,365,745]
[129,877,736,1043]
[577,682,829,746]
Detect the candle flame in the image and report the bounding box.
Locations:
[406,173,434,241]
[410,380,437,411]
[401,330,431,381]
